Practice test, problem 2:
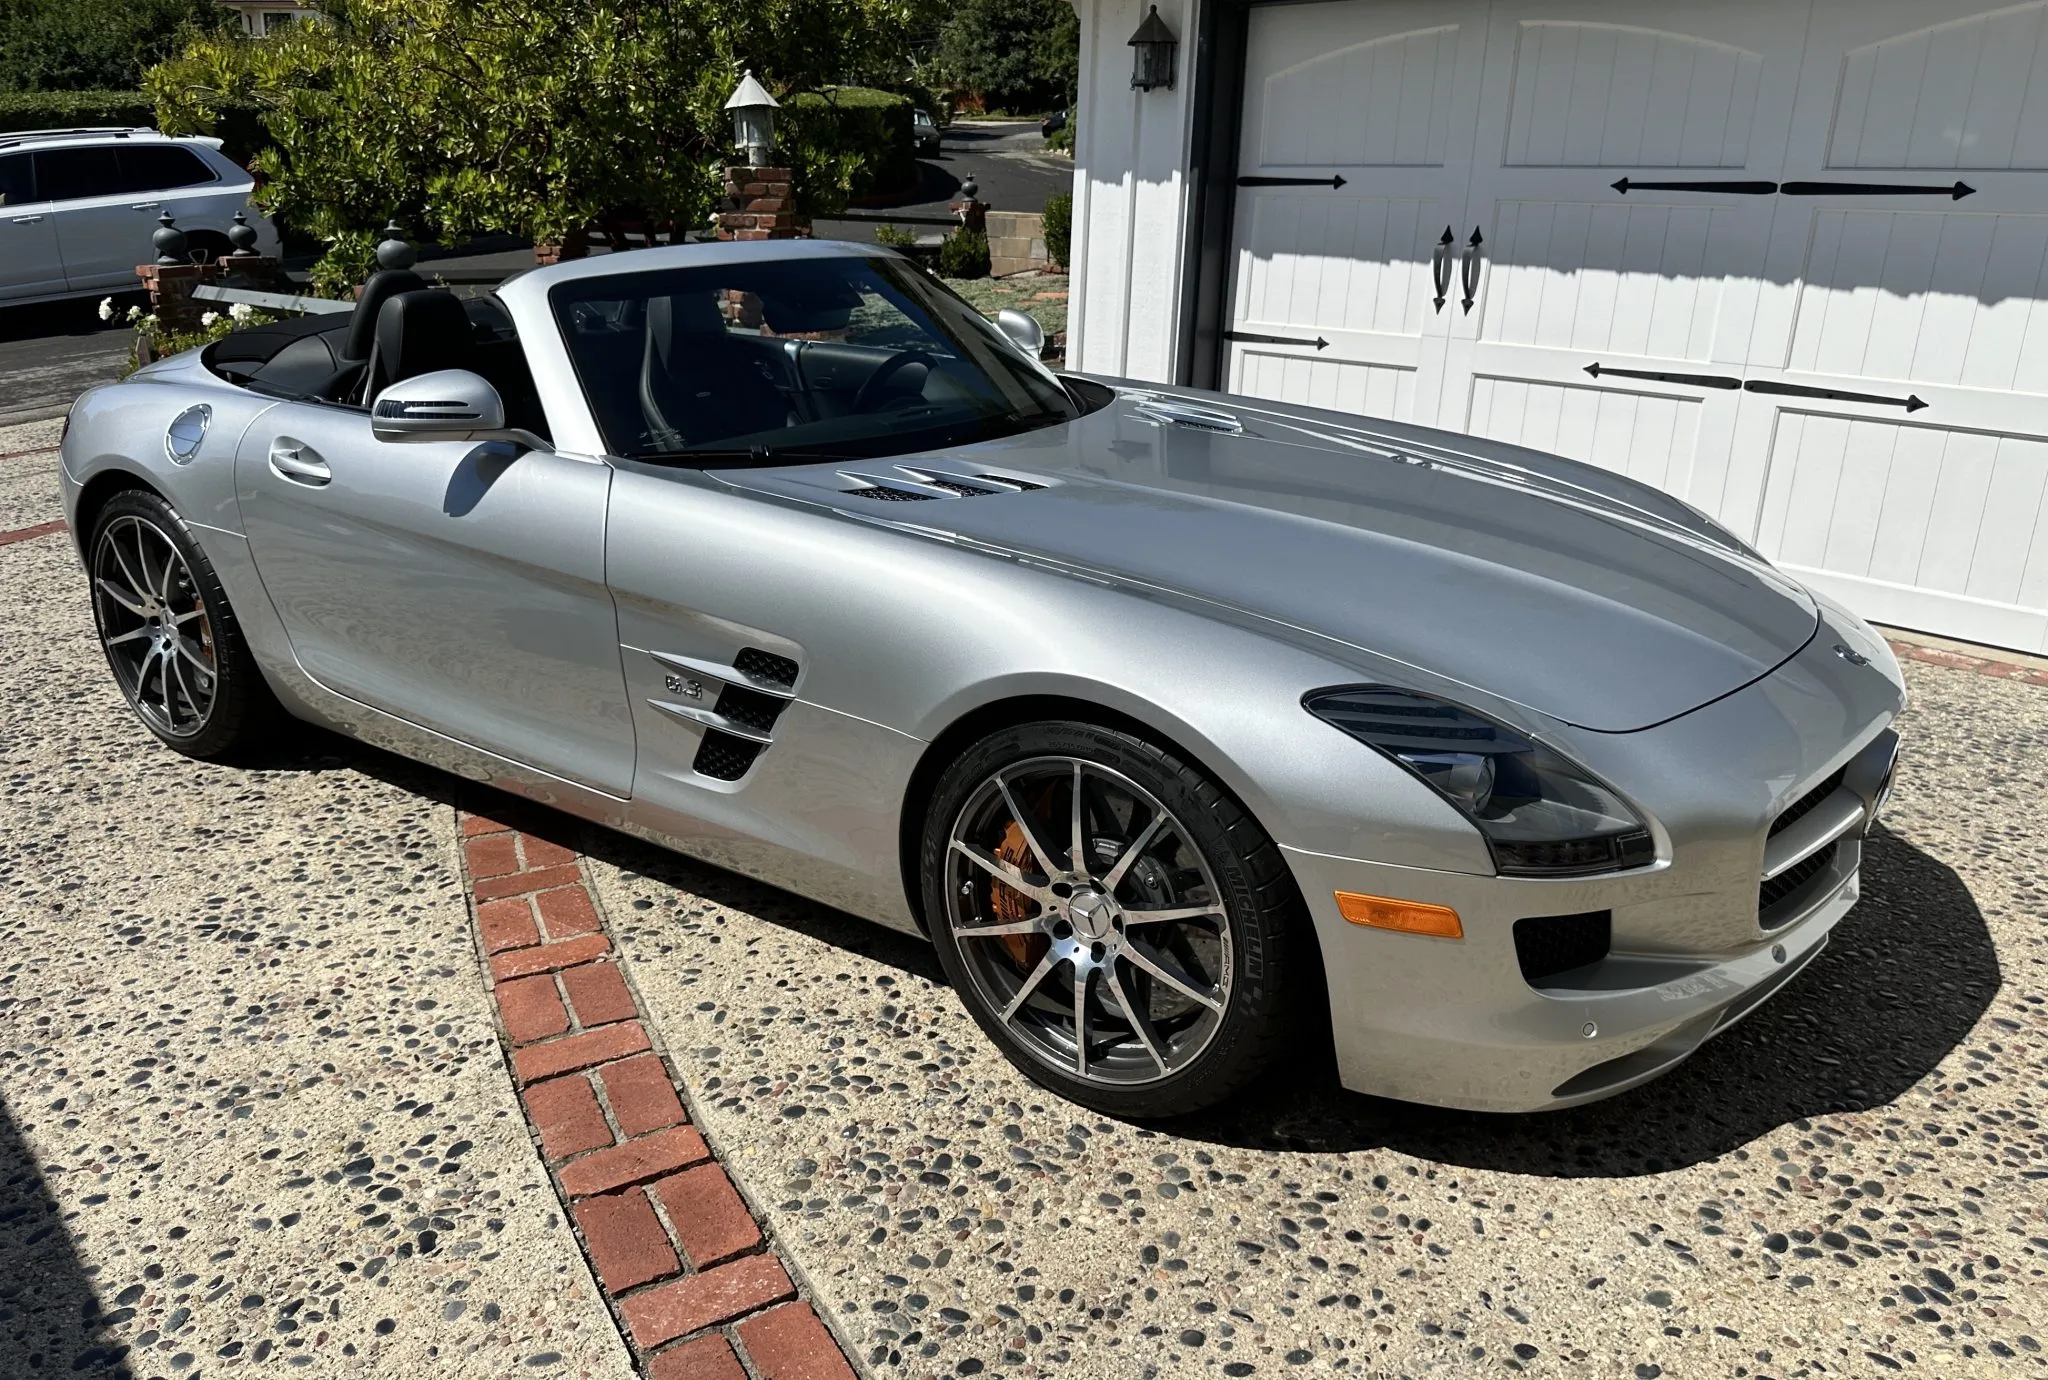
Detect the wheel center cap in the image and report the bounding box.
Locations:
[1068,890,1116,941]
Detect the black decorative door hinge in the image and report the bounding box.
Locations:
[1583,363,1741,389]
[1224,330,1330,350]
[1779,180,1975,200]
[1743,380,1929,411]
[1611,177,1777,196]
[1236,174,1348,189]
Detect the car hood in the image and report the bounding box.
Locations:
[719,388,1819,732]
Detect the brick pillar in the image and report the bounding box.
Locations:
[133,262,216,333]
[215,254,283,291]
[950,196,989,235]
[717,166,797,241]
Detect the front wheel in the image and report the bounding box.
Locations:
[921,720,1309,1118]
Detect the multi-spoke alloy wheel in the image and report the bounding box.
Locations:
[924,722,1305,1117]
[88,489,278,760]
[93,513,217,737]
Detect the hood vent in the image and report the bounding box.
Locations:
[841,466,1048,502]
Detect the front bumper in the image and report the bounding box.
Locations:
[1286,607,1904,1113]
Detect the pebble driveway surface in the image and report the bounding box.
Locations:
[0,423,631,1377]
[5,413,2047,1380]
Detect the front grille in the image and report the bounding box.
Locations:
[693,730,763,781]
[1769,767,1846,838]
[1758,839,1838,924]
[848,485,937,501]
[1513,911,1611,984]
[733,647,798,688]
[715,684,787,734]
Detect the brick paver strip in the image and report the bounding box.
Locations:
[450,801,936,1378]
[0,445,59,462]
[0,519,67,548]
[648,1334,749,1380]
[621,1255,795,1349]
[738,1303,862,1380]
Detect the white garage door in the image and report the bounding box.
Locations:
[1227,0,2048,653]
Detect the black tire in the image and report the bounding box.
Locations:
[88,488,281,760]
[921,719,1308,1118]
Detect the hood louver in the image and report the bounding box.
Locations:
[842,467,1048,502]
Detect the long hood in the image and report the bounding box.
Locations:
[720,389,1818,732]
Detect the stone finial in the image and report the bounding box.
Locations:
[375,221,418,270]
[228,210,260,258]
[152,213,188,266]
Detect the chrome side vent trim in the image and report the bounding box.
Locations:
[646,697,774,744]
[975,473,1045,491]
[1134,399,1244,434]
[649,648,795,699]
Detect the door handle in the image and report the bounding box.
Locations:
[1460,227,1484,314]
[1430,226,1454,312]
[130,202,160,211]
[9,215,42,225]
[268,439,331,486]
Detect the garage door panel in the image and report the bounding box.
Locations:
[1465,374,1702,495]
[1757,410,2048,623]
[1830,2,2048,170]
[1235,351,1416,419]
[1235,193,1439,338]
[1505,22,1765,168]
[1256,22,1468,168]
[1784,209,2048,388]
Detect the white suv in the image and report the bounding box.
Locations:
[0,128,282,306]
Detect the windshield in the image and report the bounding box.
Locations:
[549,252,1083,464]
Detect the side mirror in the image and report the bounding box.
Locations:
[371,369,549,451]
[996,308,1045,359]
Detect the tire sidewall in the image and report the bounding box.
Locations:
[920,719,1291,1118]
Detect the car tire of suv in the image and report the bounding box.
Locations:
[921,719,1309,1118]
[88,488,282,761]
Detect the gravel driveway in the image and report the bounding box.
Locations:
[6,414,2045,1380]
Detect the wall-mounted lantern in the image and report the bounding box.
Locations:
[725,69,780,166]
[1128,5,1178,92]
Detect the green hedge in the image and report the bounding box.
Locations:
[1042,190,1070,267]
[783,86,913,215]
[0,88,267,167]
[0,88,155,135]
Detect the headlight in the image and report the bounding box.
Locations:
[1304,687,1655,877]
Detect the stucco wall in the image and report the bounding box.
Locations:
[1067,0,1198,382]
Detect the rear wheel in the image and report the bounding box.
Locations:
[922,720,1307,1118]
[89,489,279,760]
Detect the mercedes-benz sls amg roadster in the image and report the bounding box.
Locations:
[59,241,1904,1116]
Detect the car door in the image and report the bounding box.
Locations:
[35,144,151,292]
[0,151,64,301]
[234,399,637,797]
[115,144,229,241]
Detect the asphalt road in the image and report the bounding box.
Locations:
[0,294,142,427]
[812,117,1075,245]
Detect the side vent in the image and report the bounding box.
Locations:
[733,647,798,689]
[848,485,939,502]
[714,683,787,734]
[693,730,763,781]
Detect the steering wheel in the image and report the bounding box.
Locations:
[853,349,937,413]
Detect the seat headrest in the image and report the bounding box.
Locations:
[345,268,427,362]
[372,290,475,393]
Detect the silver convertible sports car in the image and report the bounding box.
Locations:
[60,241,1904,1117]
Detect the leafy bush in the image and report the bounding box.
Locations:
[148,0,923,249]
[1044,119,1072,153]
[939,227,990,279]
[1041,190,1070,268]
[873,223,917,248]
[938,0,1078,111]
[0,88,154,132]
[0,0,230,93]
[783,87,913,215]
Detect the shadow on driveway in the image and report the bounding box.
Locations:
[0,1091,135,1378]
[285,736,1998,1181]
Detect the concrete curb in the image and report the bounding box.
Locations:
[453,799,861,1380]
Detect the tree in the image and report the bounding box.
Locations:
[147,0,921,256]
[936,0,1075,112]
[0,0,231,92]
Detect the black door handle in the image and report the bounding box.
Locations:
[1430,226,1454,313]
[1460,228,1484,314]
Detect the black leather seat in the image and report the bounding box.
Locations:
[366,289,477,399]
[318,267,425,400]
[639,291,789,449]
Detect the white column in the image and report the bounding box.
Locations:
[1067,0,1199,382]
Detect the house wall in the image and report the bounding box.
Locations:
[1068,0,1200,381]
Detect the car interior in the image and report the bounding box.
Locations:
[207,268,550,439]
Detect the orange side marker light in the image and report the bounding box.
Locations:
[1335,891,1463,940]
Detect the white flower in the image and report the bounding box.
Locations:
[125,305,143,323]
[228,302,253,322]
[200,311,220,327]
[98,297,114,322]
